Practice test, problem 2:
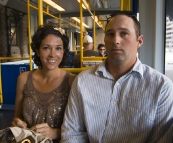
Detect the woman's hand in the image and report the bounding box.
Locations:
[11,117,27,128]
[30,123,60,140]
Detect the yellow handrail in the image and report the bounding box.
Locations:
[62,67,91,73]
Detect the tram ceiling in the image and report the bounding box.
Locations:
[1,0,120,29]
[44,9,119,18]
[44,9,119,30]
[42,0,120,30]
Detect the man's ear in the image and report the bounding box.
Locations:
[137,35,144,49]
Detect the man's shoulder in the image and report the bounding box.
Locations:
[77,65,99,77]
[141,63,172,83]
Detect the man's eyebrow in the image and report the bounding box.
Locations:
[105,28,129,32]
[118,28,129,31]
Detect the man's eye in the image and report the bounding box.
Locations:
[106,33,114,37]
[120,32,128,36]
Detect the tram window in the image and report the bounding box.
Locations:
[165,0,173,82]
[11,27,17,46]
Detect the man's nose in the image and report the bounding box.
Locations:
[114,34,120,45]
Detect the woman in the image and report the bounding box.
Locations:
[11,25,76,142]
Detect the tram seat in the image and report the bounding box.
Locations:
[1,60,30,106]
[82,60,102,67]
[63,51,76,68]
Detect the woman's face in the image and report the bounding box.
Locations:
[37,34,64,70]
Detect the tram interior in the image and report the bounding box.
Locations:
[0,0,123,129]
[0,0,171,131]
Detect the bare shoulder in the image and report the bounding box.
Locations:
[17,71,30,84]
[69,73,76,87]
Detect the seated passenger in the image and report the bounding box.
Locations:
[97,43,106,56]
[11,25,76,142]
[61,11,173,143]
[73,34,100,68]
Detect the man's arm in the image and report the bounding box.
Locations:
[146,79,173,143]
[60,78,88,143]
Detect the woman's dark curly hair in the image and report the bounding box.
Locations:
[31,24,69,68]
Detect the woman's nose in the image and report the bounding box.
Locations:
[49,49,55,57]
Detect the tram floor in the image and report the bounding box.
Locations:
[0,109,14,130]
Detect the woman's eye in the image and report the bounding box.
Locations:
[43,47,50,50]
[56,47,63,50]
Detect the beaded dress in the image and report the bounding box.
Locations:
[22,70,70,130]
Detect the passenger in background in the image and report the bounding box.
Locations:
[83,30,88,38]
[61,11,173,143]
[11,25,76,142]
[97,43,106,56]
[73,34,100,68]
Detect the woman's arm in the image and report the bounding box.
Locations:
[69,73,76,87]
[11,72,29,128]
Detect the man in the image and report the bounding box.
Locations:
[73,34,100,68]
[61,11,173,143]
[97,43,106,56]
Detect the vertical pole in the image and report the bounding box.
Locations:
[27,0,32,70]
[120,0,131,11]
[0,60,2,106]
[120,0,123,10]
[38,0,43,26]
[80,0,83,67]
[46,4,49,13]
[127,0,131,10]
[93,11,96,51]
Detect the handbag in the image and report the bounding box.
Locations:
[0,127,53,143]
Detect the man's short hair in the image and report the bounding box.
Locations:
[106,11,141,37]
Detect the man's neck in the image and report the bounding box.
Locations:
[106,59,136,80]
[84,47,92,51]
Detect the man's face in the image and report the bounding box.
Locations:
[104,15,143,65]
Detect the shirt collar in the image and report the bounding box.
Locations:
[131,58,144,78]
[95,58,144,79]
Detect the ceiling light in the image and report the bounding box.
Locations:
[76,0,88,9]
[72,17,89,28]
[43,0,65,11]
[91,16,102,28]
[43,1,89,29]
[91,16,99,22]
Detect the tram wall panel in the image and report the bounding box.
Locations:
[1,62,30,105]
[0,6,8,58]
